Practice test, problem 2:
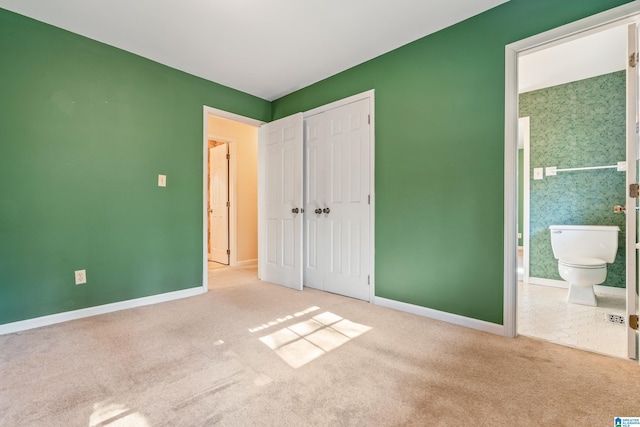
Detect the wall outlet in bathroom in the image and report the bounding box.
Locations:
[533,168,543,180]
[545,166,557,176]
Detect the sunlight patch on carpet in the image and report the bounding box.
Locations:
[248,306,320,333]
[258,311,371,368]
[90,401,150,427]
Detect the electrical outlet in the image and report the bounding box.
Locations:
[533,168,543,180]
[158,174,167,187]
[75,269,87,285]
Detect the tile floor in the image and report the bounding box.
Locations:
[517,282,628,359]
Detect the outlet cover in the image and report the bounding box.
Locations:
[75,269,87,285]
[158,174,167,187]
[533,168,543,180]
[545,166,557,176]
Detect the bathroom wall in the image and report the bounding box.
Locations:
[519,70,626,288]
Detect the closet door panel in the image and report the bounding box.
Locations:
[322,99,370,301]
[303,114,326,289]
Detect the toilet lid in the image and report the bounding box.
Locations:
[559,257,606,269]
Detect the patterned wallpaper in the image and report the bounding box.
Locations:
[519,71,626,288]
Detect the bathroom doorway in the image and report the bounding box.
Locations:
[512,17,637,359]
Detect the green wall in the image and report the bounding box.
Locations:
[0,9,270,325]
[272,0,632,324]
[520,71,626,288]
[1,0,634,328]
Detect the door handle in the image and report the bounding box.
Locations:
[315,208,322,214]
[323,207,330,214]
[291,208,299,214]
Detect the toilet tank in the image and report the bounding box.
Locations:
[549,225,620,263]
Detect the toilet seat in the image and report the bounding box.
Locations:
[559,257,606,269]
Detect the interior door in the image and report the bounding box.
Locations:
[258,113,304,290]
[304,113,326,290]
[626,22,639,361]
[209,144,229,264]
[322,99,371,301]
[302,99,371,300]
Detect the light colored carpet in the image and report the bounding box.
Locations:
[1,265,639,426]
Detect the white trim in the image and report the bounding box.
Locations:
[504,42,518,338]
[520,117,531,283]
[374,297,505,336]
[527,277,569,288]
[203,106,265,285]
[596,285,627,297]
[302,89,376,302]
[203,107,264,127]
[527,276,628,297]
[303,90,375,118]
[504,1,640,340]
[236,258,258,266]
[0,287,205,335]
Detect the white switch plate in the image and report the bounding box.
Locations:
[517,233,522,239]
[75,269,86,285]
[618,161,627,171]
[533,168,543,180]
[545,166,557,176]
[158,174,167,187]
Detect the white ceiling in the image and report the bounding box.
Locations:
[0,0,508,101]
[519,24,627,93]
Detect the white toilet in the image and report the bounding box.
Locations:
[549,225,620,306]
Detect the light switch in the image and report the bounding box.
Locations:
[158,174,167,187]
[533,168,543,180]
[545,166,557,176]
[618,161,627,171]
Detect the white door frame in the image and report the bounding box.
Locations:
[303,89,376,302]
[503,2,640,338]
[202,106,264,292]
[519,117,531,283]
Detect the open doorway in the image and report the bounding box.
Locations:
[504,3,640,362]
[517,24,628,358]
[203,107,263,278]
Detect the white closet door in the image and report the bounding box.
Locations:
[322,99,370,300]
[304,113,326,290]
[302,99,371,301]
[258,113,304,290]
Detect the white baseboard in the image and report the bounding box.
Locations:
[0,287,206,336]
[373,297,505,336]
[527,277,626,297]
[236,259,258,266]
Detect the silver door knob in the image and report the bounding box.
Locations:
[323,207,330,214]
[291,208,299,214]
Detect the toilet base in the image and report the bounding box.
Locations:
[566,283,597,306]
